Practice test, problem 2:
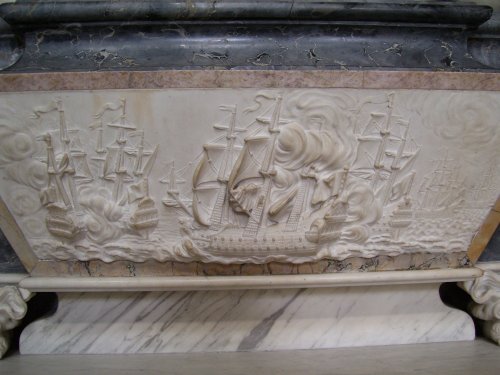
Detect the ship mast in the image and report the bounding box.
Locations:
[474,164,494,202]
[433,151,452,208]
[41,133,71,207]
[372,93,394,190]
[90,117,107,179]
[382,118,410,205]
[284,165,318,232]
[106,98,136,202]
[162,161,191,215]
[55,99,82,212]
[132,131,146,177]
[243,95,283,237]
[209,105,245,229]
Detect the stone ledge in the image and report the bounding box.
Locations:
[18,268,482,292]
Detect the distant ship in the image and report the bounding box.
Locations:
[351,93,420,205]
[91,98,159,236]
[160,161,192,216]
[35,98,93,240]
[349,93,420,240]
[389,196,413,240]
[464,164,497,209]
[415,151,465,218]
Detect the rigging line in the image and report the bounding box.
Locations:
[239,101,276,129]
[177,161,196,175]
[236,148,266,181]
[247,147,266,166]
[207,158,220,176]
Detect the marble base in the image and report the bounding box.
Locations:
[20,283,474,354]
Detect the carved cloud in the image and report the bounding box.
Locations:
[422,93,499,155]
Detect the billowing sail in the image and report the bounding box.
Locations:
[102,146,134,182]
[71,152,94,182]
[360,113,386,138]
[103,147,119,180]
[389,171,415,202]
[192,144,226,226]
[351,136,391,181]
[228,135,269,189]
[227,135,269,213]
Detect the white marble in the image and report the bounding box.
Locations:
[20,283,475,354]
[0,89,498,266]
[460,262,500,345]
[0,273,27,286]
[3,339,500,375]
[18,268,482,292]
[0,286,32,358]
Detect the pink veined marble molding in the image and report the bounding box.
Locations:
[0,70,499,92]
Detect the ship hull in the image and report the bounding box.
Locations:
[200,228,318,257]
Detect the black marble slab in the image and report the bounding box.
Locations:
[479,227,500,262]
[0,1,492,26]
[4,23,495,72]
[0,230,26,274]
[0,1,498,72]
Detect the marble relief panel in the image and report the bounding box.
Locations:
[0,89,497,265]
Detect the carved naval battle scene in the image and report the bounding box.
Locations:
[0,89,497,264]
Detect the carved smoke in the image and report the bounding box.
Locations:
[271,91,358,217]
[79,186,124,244]
[8,186,41,216]
[341,181,382,243]
[5,159,47,190]
[0,123,37,164]
[422,93,499,155]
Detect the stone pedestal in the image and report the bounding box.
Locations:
[0,0,498,359]
[20,282,474,354]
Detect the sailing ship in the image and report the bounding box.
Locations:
[416,151,465,218]
[188,96,331,256]
[304,167,350,243]
[389,197,413,240]
[464,164,497,209]
[92,98,159,234]
[160,161,192,216]
[191,104,245,230]
[34,99,94,239]
[351,93,420,206]
[127,132,159,234]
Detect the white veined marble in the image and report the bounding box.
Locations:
[20,283,474,354]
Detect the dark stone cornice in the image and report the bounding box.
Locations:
[0,1,493,27]
[0,2,498,72]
